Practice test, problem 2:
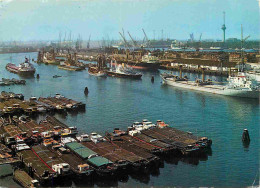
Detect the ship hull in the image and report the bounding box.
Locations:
[126,62,161,70]
[107,71,142,79]
[161,76,259,99]
[6,64,35,75]
[111,62,160,70]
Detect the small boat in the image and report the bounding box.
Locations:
[6,58,35,75]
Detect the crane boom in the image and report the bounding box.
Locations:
[128,31,137,47]
[142,28,150,47]
[142,28,149,41]
[119,32,130,48]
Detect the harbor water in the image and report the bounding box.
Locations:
[0,52,259,187]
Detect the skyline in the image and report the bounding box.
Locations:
[0,0,259,42]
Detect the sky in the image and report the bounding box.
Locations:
[0,0,259,41]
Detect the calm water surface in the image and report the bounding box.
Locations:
[0,52,259,187]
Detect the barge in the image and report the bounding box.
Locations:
[47,144,94,178]
[16,149,57,184]
[105,131,161,171]
[13,169,39,188]
[78,133,146,172]
[31,145,71,177]
[65,141,118,178]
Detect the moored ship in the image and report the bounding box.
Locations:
[161,71,259,99]
[6,58,36,75]
[107,60,142,79]
[88,54,107,77]
[126,53,161,70]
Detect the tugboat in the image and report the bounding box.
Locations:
[6,58,36,75]
[107,60,142,79]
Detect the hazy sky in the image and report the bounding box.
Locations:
[0,0,259,41]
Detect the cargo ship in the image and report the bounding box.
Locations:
[126,53,161,70]
[107,61,142,79]
[161,71,259,99]
[6,58,35,75]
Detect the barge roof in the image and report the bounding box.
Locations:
[82,140,143,163]
[66,142,97,159]
[87,156,112,167]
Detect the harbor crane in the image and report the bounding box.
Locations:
[127,31,138,48]
[142,28,150,47]
[119,32,130,49]
[240,24,250,72]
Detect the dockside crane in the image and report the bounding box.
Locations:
[142,28,150,47]
[240,24,250,72]
[128,31,138,48]
[119,32,130,49]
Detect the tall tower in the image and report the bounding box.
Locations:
[221,11,226,43]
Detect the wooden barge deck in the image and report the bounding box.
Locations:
[119,134,165,155]
[105,133,160,170]
[13,169,39,188]
[32,145,71,177]
[141,126,212,154]
[48,145,94,178]
[17,149,57,183]
[81,139,145,171]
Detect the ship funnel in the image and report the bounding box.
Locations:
[179,65,182,78]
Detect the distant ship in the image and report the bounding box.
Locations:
[107,61,142,79]
[126,53,161,70]
[161,72,259,99]
[6,58,36,75]
[88,66,106,77]
[88,54,107,77]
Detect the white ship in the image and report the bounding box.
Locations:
[161,72,259,99]
[245,71,260,83]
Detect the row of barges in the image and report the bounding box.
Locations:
[0,115,212,186]
[0,92,85,116]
